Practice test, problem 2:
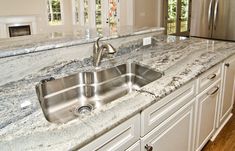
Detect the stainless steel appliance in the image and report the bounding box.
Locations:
[190,0,235,41]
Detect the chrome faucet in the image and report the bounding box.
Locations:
[93,37,116,67]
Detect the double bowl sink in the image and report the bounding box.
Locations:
[36,63,162,123]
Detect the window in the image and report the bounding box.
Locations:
[95,0,102,32]
[72,0,89,26]
[73,0,80,24]
[71,0,120,32]
[83,0,89,25]
[167,0,177,34]
[108,0,119,33]
[165,0,191,36]
[47,0,63,25]
[180,0,190,32]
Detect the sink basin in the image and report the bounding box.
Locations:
[36,63,162,123]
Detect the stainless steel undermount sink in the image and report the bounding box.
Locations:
[36,63,162,123]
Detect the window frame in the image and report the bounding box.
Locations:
[71,0,120,30]
[72,0,82,25]
[47,0,64,26]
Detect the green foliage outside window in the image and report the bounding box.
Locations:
[168,0,188,21]
[181,0,189,20]
[48,0,62,25]
[167,0,189,34]
[168,0,177,21]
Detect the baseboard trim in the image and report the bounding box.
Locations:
[211,113,233,141]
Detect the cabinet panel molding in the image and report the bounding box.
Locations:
[80,114,140,151]
[195,80,221,151]
[141,99,196,151]
[141,81,196,136]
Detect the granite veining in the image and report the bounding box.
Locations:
[1,33,235,150]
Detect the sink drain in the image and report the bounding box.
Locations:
[73,104,93,116]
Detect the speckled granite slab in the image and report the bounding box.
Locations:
[1,33,235,150]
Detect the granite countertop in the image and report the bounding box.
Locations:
[0,26,164,58]
[1,34,235,150]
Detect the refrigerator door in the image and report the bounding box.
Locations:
[212,0,235,41]
[190,0,215,38]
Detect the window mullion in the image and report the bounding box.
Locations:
[88,0,96,28]
[49,0,54,22]
[78,0,84,26]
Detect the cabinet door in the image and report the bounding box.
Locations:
[219,59,235,126]
[141,99,196,151]
[196,80,220,151]
[141,81,195,136]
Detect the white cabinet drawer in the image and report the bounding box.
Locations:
[80,114,140,151]
[197,64,221,94]
[141,99,196,151]
[141,81,196,136]
[126,140,140,151]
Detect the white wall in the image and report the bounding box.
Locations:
[120,0,134,26]
[134,0,163,28]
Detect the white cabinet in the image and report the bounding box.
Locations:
[79,58,235,151]
[141,99,196,151]
[126,141,141,151]
[195,80,220,151]
[80,114,140,151]
[141,81,196,136]
[197,65,221,94]
[218,56,235,127]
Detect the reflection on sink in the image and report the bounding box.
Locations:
[35,63,162,123]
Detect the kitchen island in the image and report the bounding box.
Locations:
[1,28,235,150]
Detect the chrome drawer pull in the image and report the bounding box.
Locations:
[207,86,219,96]
[207,74,216,80]
[145,144,153,151]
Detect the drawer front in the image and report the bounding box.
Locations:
[197,64,221,94]
[141,81,196,136]
[126,140,140,151]
[80,114,140,151]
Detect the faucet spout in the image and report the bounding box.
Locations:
[93,37,102,54]
[93,38,116,67]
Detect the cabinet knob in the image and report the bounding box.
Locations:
[225,63,230,67]
[145,144,153,151]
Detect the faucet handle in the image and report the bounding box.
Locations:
[103,43,116,54]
